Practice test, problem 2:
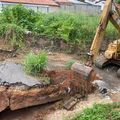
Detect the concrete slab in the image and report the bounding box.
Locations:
[0,61,42,86]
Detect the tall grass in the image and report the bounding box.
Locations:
[23,52,48,75]
[0,23,25,47]
[0,5,39,48]
[34,12,119,50]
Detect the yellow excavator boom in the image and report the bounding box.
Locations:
[90,0,120,61]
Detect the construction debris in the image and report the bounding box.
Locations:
[63,97,78,110]
[0,62,100,112]
[92,80,110,97]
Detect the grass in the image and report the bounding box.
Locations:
[0,23,25,48]
[23,51,48,75]
[71,103,120,120]
[34,12,119,46]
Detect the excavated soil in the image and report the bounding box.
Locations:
[0,43,119,120]
[0,103,54,120]
[0,94,112,120]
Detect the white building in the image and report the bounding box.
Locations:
[0,0,59,13]
[85,0,105,10]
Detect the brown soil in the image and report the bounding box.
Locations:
[0,94,112,120]
[0,103,55,120]
[0,40,119,120]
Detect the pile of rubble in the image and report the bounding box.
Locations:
[0,62,100,112]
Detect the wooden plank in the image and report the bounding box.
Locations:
[63,97,78,110]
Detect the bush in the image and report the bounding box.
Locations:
[2,4,39,30]
[116,0,120,4]
[0,5,40,48]
[34,12,119,50]
[0,23,25,48]
[23,52,48,75]
[0,5,119,50]
[71,103,120,120]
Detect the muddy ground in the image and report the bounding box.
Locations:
[0,52,119,120]
[95,65,120,89]
[0,93,112,120]
[0,38,119,120]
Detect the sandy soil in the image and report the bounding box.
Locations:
[45,93,112,120]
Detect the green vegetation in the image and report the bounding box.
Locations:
[116,0,120,4]
[0,5,119,49]
[71,103,120,120]
[1,5,39,30]
[65,59,76,69]
[0,5,39,48]
[0,23,25,47]
[23,52,48,75]
[34,12,119,50]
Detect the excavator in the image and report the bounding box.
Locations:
[88,0,120,77]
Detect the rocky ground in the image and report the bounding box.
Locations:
[95,65,120,89]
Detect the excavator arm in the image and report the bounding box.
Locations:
[90,0,120,61]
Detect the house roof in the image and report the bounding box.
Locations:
[0,0,59,6]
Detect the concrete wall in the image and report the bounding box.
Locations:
[0,1,101,15]
[59,3,101,15]
[0,2,59,13]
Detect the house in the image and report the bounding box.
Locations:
[85,0,105,10]
[0,0,59,13]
